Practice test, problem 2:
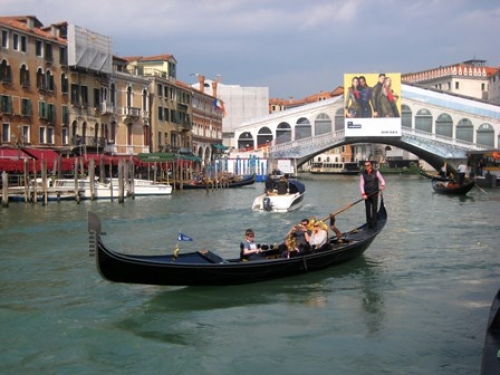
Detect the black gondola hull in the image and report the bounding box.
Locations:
[480,288,500,375]
[431,178,475,195]
[88,200,387,286]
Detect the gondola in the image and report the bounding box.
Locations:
[480,288,500,375]
[88,198,387,286]
[175,174,255,189]
[420,170,452,181]
[431,178,475,195]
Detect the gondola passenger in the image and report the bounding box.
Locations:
[240,229,263,261]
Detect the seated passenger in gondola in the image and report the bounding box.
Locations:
[309,220,328,250]
[240,229,263,261]
[281,219,311,257]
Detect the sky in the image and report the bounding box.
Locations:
[2,0,500,99]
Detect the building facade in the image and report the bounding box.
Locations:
[0,16,69,149]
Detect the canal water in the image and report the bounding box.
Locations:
[1,174,499,375]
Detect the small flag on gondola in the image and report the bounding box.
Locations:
[178,232,193,241]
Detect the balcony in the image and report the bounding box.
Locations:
[99,103,115,115]
[117,106,141,118]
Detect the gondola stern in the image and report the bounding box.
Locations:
[88,211,102,258]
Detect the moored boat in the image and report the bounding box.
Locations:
[108,178,173,196]
[310,162,360,175]
[175,173,255,189]
[87,198,387,286]
[431,178,475,195]
[252,179,306,212]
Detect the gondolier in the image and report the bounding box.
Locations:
[360,161,385,231]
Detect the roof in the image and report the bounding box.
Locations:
[0,16,67,43]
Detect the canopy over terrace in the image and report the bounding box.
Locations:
[0,147,74,173]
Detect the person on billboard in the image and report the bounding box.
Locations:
[371,73,386,117]
[356,76,374,118]
[345,76,360,118]
[377,76,400,117]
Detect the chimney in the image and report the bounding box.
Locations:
[211,80,218,98]
[27,17,35,30]
[198,74,205,94]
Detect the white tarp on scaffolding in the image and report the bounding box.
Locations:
[67,25,113,74]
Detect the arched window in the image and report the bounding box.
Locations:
[476,123,494,147]
[435,113,453,138]
[314,113,332,135]
[36,68,44,89]
[456,118,473,143]
[295,117,311,140]
[257,127,273,147]
[142,89,148,112]
[401,104,412,128]
[238,132,254,150]
[334,108,344,131]
[276,122,291,144]
[61,73,68,94]
[45,69,54,91]
[20,64,29,87]
[415,108,432,133]
[0,59,11,83]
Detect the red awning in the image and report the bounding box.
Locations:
[0,147,31,159]
[79,153,148,167]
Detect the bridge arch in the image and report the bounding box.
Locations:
[436,113,453,137]
[402,104,412,127]
[238,131,254,150]
[314,113,332,135]
[257,126,273,147]
[477,123,495,147]
[295,117,311,140]
[415,108,432,132]
[457,118,473,143]
[276,122,292,144]
[334,108,344,131]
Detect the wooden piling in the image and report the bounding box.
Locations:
[42,160,48,206]
[2,172,8,207]
[89,158,95,200]
[118,159,124,203]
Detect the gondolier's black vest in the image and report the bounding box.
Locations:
[362,170,379,195]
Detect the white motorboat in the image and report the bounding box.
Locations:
[53,178,121,200]
[252,179,306,212]
[109,178,173,196]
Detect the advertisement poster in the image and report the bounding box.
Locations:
[344,73,402,137]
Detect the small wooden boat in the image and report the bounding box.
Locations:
[252,179,306,212]
[176,174,255,189]
[88,198,387,286]
[480,288,500,375]
[431,178,475,195]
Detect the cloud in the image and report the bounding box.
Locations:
[2,0,499,98]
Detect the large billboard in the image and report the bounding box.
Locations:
[344,73,402,137]
[67,25,113,74]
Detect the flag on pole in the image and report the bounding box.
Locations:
[178,232,193,241]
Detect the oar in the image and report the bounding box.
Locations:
[320,190,381,222]
[474,182,488,194]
